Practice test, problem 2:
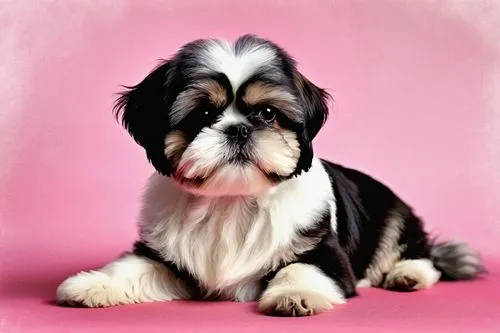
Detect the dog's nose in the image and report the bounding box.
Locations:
[225,124,251,144]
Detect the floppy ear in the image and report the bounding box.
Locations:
[293,71,330,140]
[113,61,174,176]
[292,71,330,174]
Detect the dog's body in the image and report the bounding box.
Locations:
[57,35,483,316]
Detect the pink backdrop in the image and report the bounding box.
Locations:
[1,1,499,332]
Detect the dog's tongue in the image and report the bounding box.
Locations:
[174,160,194,180]
[175,160,213,180]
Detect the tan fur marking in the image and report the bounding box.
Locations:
[164,130,188,165]
[204,79,227,107]
[170,79,228,125]
[253,127,300,176]
[364,211,405,286]
[242,82,301,121]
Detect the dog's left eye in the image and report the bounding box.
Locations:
[255,105,277,123]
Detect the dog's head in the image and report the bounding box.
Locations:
[114,35,329,196]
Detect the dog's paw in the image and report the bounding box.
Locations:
[259,290,339,316]
[56,271,122,307]
[383,259,441,291]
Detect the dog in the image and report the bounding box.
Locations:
[56,35,484,316]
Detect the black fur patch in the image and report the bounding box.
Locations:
[295,210,358,298]
[321,160,431,280]
[259,209,358,299]
[114,62,175,176]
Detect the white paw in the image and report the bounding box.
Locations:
[56,271,124,307]
[383,259,441,291]
[259,290,342,316]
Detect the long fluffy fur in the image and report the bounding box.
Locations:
[431,241,484,280]
[57,35,484,316]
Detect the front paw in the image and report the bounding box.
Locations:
[259,290,337,316]
[56,271,121,308]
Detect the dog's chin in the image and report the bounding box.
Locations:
[174,162,275,197]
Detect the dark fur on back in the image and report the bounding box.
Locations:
[322,160,483,287]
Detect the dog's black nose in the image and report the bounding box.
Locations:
[225,123,251,144]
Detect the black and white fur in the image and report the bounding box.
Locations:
[56,35,484,316]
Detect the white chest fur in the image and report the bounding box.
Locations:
[138,159,335,296]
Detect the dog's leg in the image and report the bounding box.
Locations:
[259,231,357,317]
[382,240,485,291]
[56,253,191,307]
[383,259,441,291]
[258,263,347,316]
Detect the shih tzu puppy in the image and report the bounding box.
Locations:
[56,35,484,316]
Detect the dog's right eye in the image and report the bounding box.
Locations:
[176,101,220,134]
[195,101,218,118]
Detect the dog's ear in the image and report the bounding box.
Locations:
[293,71,330,140]
[113,61,174,175]
[292,71,330,174]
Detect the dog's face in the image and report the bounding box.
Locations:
[114,35,329,196]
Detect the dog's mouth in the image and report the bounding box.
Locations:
[174,172,214,187]
[173,160,214,187]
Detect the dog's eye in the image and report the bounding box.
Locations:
[196,101,217,118]
[255,105,277,123]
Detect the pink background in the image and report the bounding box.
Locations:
[1,1,499,332]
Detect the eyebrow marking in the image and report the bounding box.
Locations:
[242,81,302,122]
[170,78,229,126]
[204,79,227,107]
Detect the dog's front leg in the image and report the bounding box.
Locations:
[259,235,357,316]
[56,253,192,307]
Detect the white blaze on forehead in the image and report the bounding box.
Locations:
[201,40,277,90]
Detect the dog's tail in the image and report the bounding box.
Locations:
[430,240,485,280]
